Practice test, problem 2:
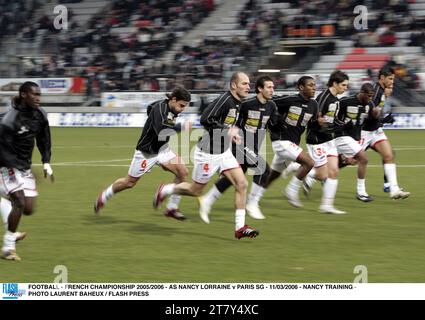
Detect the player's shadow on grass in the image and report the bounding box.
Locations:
[83,215,136,225]
[127,222,235,242]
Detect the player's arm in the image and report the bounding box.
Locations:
[234,102,246,129]
[266,101,283,129]
[308,101,322,128]
[0,124,16,168]
[334,100,351,130]
[0,112,25,169]
[200,96,229,129]
[272,95,290,116]
[369,102,380,119]
[230,102,247,145]
[36,117,54,182]
[153,102,183,133]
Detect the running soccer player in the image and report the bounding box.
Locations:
[94,87,192,220]
[198,75,280,223]
[360,67,410,200]
[304,70,349,214]
[262,76,317,208]
[333,83,376,202]
[0,81,54,261]
[153,72,260,239]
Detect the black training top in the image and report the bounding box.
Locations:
[362,82,385,132]
[0,99,51,170]
[197,91,242,154]
[270,94,318,145]
[334,94,373,141]
[235,96,280,154]
[136,99,182,155]
[306,89,339,145]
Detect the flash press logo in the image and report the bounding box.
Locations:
[2,283,26,300]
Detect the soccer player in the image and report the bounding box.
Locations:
[0,81,54,261]
[153,72,260,239]
[361,67,410,200]
[262,76,317,208]
[333,83,376,202]
[94,87,192,220]
[198,75,280,223]
[304,70,349,214]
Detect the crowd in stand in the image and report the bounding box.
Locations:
[15,0,215,93]
[1,0,424,96]
[0,0,39,38]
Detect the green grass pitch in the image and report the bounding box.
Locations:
[1,128,425,283]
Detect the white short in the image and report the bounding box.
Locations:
[360,128,388,150]
[334,136,362,159]
[128,147,177,178]
[271,140,303,172]
[191,146,240,184]
[307,140,338,168]
[0,168,37,197]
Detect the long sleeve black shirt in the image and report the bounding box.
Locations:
[197,91,242,154]
[136,99,182,155]
[0,101,51,170]
[270,94,318,145]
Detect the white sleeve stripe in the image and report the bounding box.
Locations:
[159,101,166,125]
[273,95,292,102]
[205,93,231,123]
[317,91,330,112]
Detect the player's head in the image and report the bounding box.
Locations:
[18,81,41,108]
[358,83,375,105]
[230,72,250,100]
[378,67,395,89]
[327,70,349,95]
[255,75,274,100]
[297,76,316,99]
[167,87,191,114]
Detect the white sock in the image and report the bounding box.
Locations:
[162,183,176,196]
[166,194,181,210]
[321,178,338,207]
[203,185,222,206]
[384,163,399,193]
[305,169,317,188]
[2,231,16,251]
[357,179,367,195]
[287,176,302,196]
[307,168,316,179]
[102,185,114,203]
[235,209,246,230]
[283,161,301,177]
[287,162,301,173]
[247,183,266,205]
[1,198,12,230]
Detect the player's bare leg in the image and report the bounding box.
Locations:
[222,167,259,239]
[318,158,346,214]
[374,140,410,199]
[284,152,314,208]
[161,157,189,220]
[23,196,36,216]
[355,150,373,202]
[94,175,139,214]
[1,197,27,241]
[2,191,26,261]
